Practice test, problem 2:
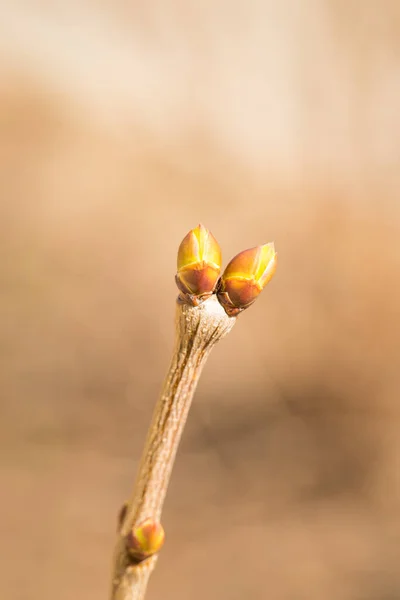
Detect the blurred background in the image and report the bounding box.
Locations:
[1,1,400,599]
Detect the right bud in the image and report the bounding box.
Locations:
[217,243,277,316]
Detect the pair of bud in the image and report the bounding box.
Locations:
[176,224,277,316]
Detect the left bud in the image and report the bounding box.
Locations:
[126,518,165,561]
[175,224,222,305]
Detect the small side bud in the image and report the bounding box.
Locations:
[126,518,165,562]
[117,502,128,532]
[176,223,222,305]
[217,243,277,316]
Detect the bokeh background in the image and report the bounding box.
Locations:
[1,2,400,599]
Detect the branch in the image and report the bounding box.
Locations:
[110,296,235,600]
[109,225,277,600]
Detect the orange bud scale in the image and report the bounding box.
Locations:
[175,226,277,315]
[217,243,277,316]
[176,224,222,305]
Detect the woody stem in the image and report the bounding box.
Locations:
[110,295,236,600]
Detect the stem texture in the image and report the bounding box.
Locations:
[110,295,235,600]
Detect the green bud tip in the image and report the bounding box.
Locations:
[217,243,277,316]
[126,518,165,561]
[176,223,222,305]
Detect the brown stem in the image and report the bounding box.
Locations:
[110,295,236,600]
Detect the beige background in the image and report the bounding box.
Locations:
[1,2,400,599]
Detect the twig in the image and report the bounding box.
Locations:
[109,225,277,600]
[110,296,235,600]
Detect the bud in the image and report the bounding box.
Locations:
[117,502,128,532]
[176,224,222,305]
[126,518,165,561]
[217,243,277,316]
